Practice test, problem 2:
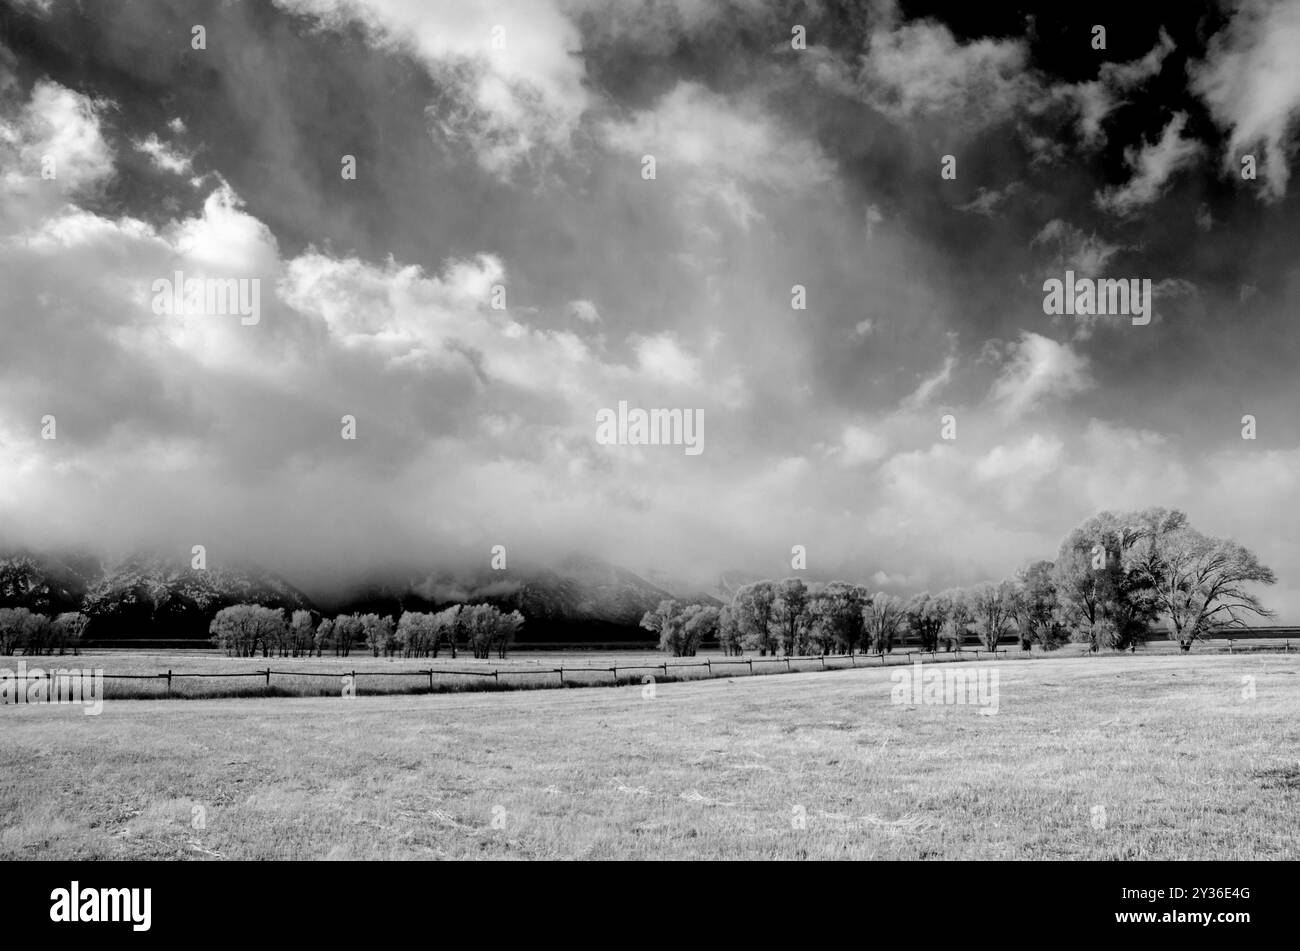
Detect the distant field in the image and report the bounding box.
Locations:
[6,648,842,698]
[1,653,1296,859]
[3,635,1293,700]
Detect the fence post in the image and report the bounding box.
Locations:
[785,657,791,671]
[611,666,617,681]
[427,670,433,691]
[662,663,668,679]
[166,670,172,698]
[558,667,564,685]
[747,659,753,674]
[705,659,711,674]
[492,670,498,683]
[265,668,271,688]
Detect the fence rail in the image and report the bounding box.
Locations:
[4,639,1293,702]
[2,649,1002,697]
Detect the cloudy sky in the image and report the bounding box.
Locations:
[0,0,1297,616]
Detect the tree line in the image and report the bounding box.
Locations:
[208,603,525,660]
[0,609,89,656]
[0,507,1275,663]
[641,508,1276,657]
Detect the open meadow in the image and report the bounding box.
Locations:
[7,634,1293,699]
[1,651,1296,860]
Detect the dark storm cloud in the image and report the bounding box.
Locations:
[0,0,1296,614]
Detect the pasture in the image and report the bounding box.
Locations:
[1,652,1296,860]
[6,633,1292,700]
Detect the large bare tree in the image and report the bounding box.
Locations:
[965,581,1018,651]
[1128,508,1275,647]
[864,592,906,654]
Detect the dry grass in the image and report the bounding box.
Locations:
[11,635,1291,700]
[1,652,1296,859]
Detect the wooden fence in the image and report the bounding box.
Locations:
[6,638,1295,701]
[2,647,1015,699]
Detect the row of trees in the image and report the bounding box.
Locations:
[0,608,89,656]
[643,581,1022,658]
[208,603,525,660]
[642,508,1276,657]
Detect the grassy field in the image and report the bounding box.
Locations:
[5,634,1293,700]
[3,646,1039,700]
[6,648,884,699]
[1,652,1296,859]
